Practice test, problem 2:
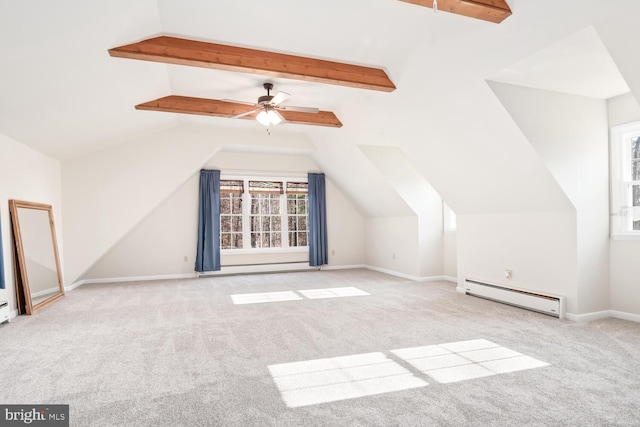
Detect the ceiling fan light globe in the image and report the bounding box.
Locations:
[256,111,270,126]
[268,110,282,125]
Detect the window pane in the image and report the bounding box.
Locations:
[232,216,242,231]
[272,216,281,230]
[221,216,231,232]
[299,199,307,215]
[632,137,640,159]
[287,198,296,214]
[232,195,242,214]
[221,197,230,214]
[270,198,280,214]
[234,234,243,249]
[221,233,230,249]
[299,216,307,231]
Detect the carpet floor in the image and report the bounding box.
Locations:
[1,269,639,426]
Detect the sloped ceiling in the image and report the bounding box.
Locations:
[2,0,640,218]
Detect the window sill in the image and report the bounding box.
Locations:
[611,233,640,241]
[221,246,309,255]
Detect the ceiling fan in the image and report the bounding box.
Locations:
[226,83,319,126]
[134,83,342,128]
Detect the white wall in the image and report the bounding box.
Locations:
[359,145,444,279]
[365,216,420,279]
[443,232,457,279]
[81,151,365,280]
[457,212,579,313]
[489,82,610,315]
[608,93,640,316]
[0,133,62,313]
[62,124,316,284]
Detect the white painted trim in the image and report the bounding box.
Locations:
[443,276,457,283]
[199,263,317,276]
[67,273,197,290]
[322,264,367,271]
[565,310,613,322]
[363,265,448,282]
[456,286,466,294]
[31,287,62,298]
[10,309,19,320]
[364,265,422,281]
[610,233,640,241]
[610,310,640,323]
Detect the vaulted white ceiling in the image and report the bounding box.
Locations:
[2,0,639,219]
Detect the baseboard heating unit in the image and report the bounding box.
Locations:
[464,279,566,319]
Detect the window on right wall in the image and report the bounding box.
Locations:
[611,121,640,238]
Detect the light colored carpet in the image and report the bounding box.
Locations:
[1,269,639,426]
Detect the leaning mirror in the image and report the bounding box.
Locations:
[8,200,64,315]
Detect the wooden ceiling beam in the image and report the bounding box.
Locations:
[135,96,343,128]
[398,0,512,23]
[109,36,395,92]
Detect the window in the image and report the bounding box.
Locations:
[249,181,283,248]
[220,180,244,249]
[611,122,640,237]
[219,177,309,250]
[287,182,309,247]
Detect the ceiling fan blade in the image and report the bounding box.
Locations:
[279,105,319,114]
[230,108,261,119]
[222,99,257,106]
[270,91,290,106]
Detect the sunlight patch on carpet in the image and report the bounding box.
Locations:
[297,287,370,299]
[391,339,549,384]
[269,352,428,407]
[231,291,302,305]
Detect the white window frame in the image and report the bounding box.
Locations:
[610,121,640,239]
[220,175,309,254]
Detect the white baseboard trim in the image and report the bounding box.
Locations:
[67,273,197,290]
[321,264,367,271]
[198,263,317,276]
[565,309,640,323]
[456,286,466,294]
[32,286,63,298]
[610,310,640,323]
[363,266,449,283]
[565,310,611,322]
[443,276,458,283]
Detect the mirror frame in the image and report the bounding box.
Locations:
[8,200,65,315]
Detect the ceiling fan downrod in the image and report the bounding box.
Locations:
[258,82,274,105]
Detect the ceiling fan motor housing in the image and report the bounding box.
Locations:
[258,95,274,105]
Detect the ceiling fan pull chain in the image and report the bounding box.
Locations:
[433,0,438,13]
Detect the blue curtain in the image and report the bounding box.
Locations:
[195,169,221,272]
[0,213,5,289]
[308,172,328,266]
